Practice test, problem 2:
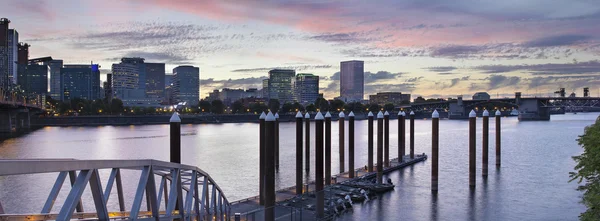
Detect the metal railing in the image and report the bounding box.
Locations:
[0,159,231,221]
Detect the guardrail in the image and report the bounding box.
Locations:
[0,159,230,221]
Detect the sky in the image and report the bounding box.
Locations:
[1,0,600,99]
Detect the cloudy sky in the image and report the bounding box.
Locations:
[2,0,600,99]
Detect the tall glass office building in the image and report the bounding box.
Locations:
[172,65,200,106]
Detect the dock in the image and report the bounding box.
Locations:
[230,154,427,220]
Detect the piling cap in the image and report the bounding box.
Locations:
[469,109,476,118]
[349,111,355,117]
[305,113,310,119]
[483,110,489,116]
[295,111,303,118]
[377,111,384,118]
[410,111,415,115]
[384,111,389,116]
[266,112,276,121]
[432,110,439,118]
[170,112,181,123]
[275,113,279,118]
[339,112,345,118]
[315,111,324,120]
[325,112,332,118]
[495,110,501,116]
[400,111,405,117]
[259,112,266,119]
[368,111,374,117]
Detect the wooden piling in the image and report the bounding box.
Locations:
[315,112,325,219]
[169,113,181,164]
[384,111,390,167]
[325,112,332,185]
[469,110,476,188]
[305,113,310,171]
[410,111,415,159]
[259,112,266,205]
[275,113,280,169]
[495,110,501,167]
[264,112,276,221]
[295,111,303,195]
[368,112,374,172]
[399,111,405,162]
[432,110,439,191]
[482,110,489,177]
[339,112,345,173]
[349,112,355,178]
[377,111,384,184]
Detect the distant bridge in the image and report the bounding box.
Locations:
[400,94,600,121]
[0,91,44,134]
[0,159,231,220]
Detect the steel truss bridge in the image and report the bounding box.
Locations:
[405,97,600,112]
[0,159,231,221]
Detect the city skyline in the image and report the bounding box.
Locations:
[1,0,599,99]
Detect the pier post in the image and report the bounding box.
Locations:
[339,112,345,173]
[264,112,276,221]
[305,113,311,171]
[259,112,266,205]
[275,113,280,169]
[469,110,476,188]
[295,111,303,195]
[325,112,332,185]
[377,111,384,184]
[495,110,502,167]
[482,110,489,177]
[170,113,181,164]
[349,112,356,178]
[315,112,325,219]
[410,111,415,159]
[384,111,390,167]
[368,111,374,172]
[432,110,440,191]
[399,111,405,162]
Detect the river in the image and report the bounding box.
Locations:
[0,113,593,220]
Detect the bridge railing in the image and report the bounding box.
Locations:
[0,159,231,221]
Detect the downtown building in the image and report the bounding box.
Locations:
[17,56,51,97]
[60,63,101,101]
[0,18,10,91]
[7,29,17,84]
[369,92,411,106]
[266,69,295,104]
[111,58,165,107]
[294,73,319,104]
[172,66,200,106]
[340,60,364,102]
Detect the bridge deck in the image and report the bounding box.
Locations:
[229,154,427,220]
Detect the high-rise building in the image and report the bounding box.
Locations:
[267,69,295,104]
[60,64,100,101]
[104,73,112,100]
[7,29,17,84]
[49,59,63,100]
[294,73,319,104]
[262,79,269,99]
[17,62,48,96]
[173,66,200,106]
[145,63,165,102]
[340,60,364,102]
[0,18,9,91]
[112,57,155,106]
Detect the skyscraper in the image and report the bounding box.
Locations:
[49,59,64,100]
[61,64,100,101]
[104,73,112,100]
[262,79,269,99]
[267,69,295,104]
[173,66,200,106]
[145,63,165,102]
[17,61,48,96]
[0,18,10,91]
[340,60,364,102]
[7,29,17,84]
[294,73,319,104]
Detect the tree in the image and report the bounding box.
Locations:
[384,103,395,112]
[198,100,211,113]
[305,103,316,112]
[292,102,305,112]
[268,99,280,113]
[250,103,269,113]
[368,104,381,113]
[414,96,426,103]
[281,102,294,113]
[314,98,330,112]
[570,116,600,220]
[210,100,225,114]
[231,100,246,114]
[344,102,365,113]
[110,99,124,115]
[330,99,345,112]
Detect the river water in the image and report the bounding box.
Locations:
[0,113,594,220]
